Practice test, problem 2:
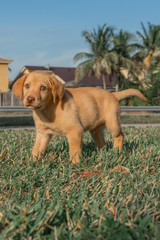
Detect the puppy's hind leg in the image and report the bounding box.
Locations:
[105,112,124,152]
[90,124,106,149]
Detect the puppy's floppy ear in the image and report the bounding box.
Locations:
[49,76,65,103]
[12,74,28,100]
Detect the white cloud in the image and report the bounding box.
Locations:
[35,51,48,59]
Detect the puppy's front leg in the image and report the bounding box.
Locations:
[32,132,51,160]
[67,129,83,163]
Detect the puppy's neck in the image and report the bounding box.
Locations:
[34,98,56,123]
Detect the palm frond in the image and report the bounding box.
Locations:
[82,30,96,45]
[141,22,149,39]
[132,50,146,61]
[136,22,160,52]
[152,26,160,48]
[73,52,94,63]
[75,59,95,82]
[136,31,146,43]
[104,52,118,64]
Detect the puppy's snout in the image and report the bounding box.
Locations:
[27,95,35,103]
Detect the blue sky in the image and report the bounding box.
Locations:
[0,0,160,80]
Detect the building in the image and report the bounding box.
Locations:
[0,56,13,92]
[13,65,117,90]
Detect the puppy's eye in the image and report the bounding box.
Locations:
[25,84,30,89]
[40,86,46,91]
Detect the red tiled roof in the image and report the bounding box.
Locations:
[25,66,76,83]
[24,66,116,87]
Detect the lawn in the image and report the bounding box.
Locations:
[0,114,160,127]
[0,127,160,239]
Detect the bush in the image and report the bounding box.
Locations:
[145,71,160,105]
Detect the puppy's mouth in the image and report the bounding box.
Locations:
[25,104,42,110]
[25,104,37,109]
[24,101,43,110]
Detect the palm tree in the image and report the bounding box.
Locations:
[74,24,118,89]
[112,30,136,58]
[112,29,141,84]
[135,22,160,69]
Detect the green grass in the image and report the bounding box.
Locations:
[0,127,160,239]
[120,114,160,124]
[0,114,160,127]
[0,116,34,127]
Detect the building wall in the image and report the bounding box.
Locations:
[0,64,9,92]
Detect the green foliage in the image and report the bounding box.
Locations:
[74,23,117,89]
[74,24,141,89]
[0,128,160,239]
[112,30,141,77]
[136,22,160,53]
[145,71,160,105]
[74,22,160,95]
[112,30,136,58]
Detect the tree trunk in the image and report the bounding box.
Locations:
[102,74,106,90]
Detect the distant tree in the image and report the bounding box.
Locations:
[74,24,118,89]
[74,22,160,93]
[136,22,160,51]
[112,29,141,87]
[112,30,136,58]
[134,22,160,70]
[145,71,160,105]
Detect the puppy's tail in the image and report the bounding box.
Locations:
[112,89,147,102]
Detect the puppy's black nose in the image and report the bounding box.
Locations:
[27,96,35,103]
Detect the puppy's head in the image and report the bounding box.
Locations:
[12,72,65,110]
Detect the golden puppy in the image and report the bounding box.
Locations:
[12,72,147,163]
